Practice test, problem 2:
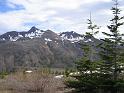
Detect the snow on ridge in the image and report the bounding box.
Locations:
[2,38,5,41]
[25,32,35,39]
[60,32,84,43]
[61,35,84,43]
[68,37,84,42]
[18,34,23,37]
[44,38,52,45]
[8,30,45,41]
[25,30,44,39]
[44,38,52,42]
[35,30,44,36]
[10,36,19,41]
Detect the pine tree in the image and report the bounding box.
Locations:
[65,0,124,92]
[65,15,100,93]
[100,0,124,81]
[99,0,124,92]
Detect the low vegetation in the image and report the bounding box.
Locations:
[0,69,66,93]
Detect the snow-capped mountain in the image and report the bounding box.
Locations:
[0,27,84,43]
[0,26,44,41]
[59,31,84,42]
[0,26,102,72]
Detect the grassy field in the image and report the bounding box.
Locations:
[0,69,67,93]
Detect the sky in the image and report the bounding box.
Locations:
[0,0,124,38]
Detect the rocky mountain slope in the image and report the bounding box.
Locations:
[0,26,100,72]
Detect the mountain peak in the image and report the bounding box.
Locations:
[59,31,84,42]
[0,27,85,42]
[28,26,39,33]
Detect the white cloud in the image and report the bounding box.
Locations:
[0,12,23,31]
[7,2,17,9]
[0,0,57,32]
[47,0,83,10]
[7,0,112,10]
[0,0,123,38]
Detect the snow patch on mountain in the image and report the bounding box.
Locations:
[18,34,23,37]
[8,35,20,41]
[59,31,84,42]
[10,36,19,41]
[44,38,52,42]
[0,27,85,43]
[25,29,44,39]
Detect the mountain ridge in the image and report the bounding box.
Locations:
[0,26,100,72]
[0,26,84,43]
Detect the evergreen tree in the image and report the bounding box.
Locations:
[100,0,124,81]
[99,0,124,92]
[65,15,100,93]
[65,0,124,93]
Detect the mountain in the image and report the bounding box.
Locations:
[0,27,85,42]
[0,26,100,72]
[59,31,84,43]
[0,26,45,41]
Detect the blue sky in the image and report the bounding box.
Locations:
[0,0,124,38]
